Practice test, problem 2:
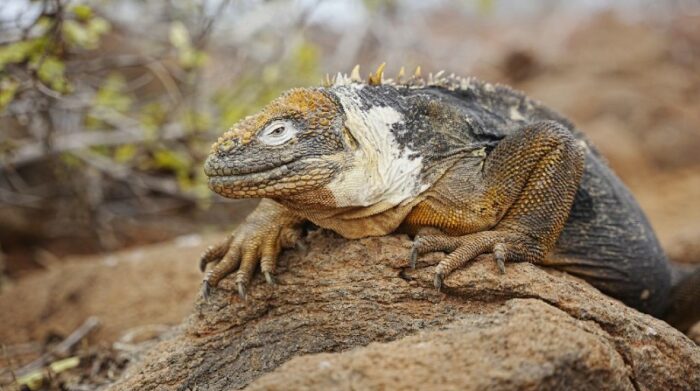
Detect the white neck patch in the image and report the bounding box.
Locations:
[327,87,428,209]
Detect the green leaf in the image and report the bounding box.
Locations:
[88,17,111,37]
[86,73,132,128]
[182,109,212,133]
[180,48,208,69]
[0,77,19,111]
[62,20,90,48]
[153,149,189,171]
[0,38,45,69]
[60,153,83,168]
[49,356,80,373]
[62,17,110,49]
[16,370,44,391]
[36,56,70,93]
[140,102,168,138]
[169,22,191,50]
[114,144,137,163]
[37,16,54,31]
[71,4,93,22]
[169,21,207,69]
[151,148,195,189]
[95,73,131,112]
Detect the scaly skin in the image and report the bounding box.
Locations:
[200,66,698,330]
[405,121,584,288]
[200,199,304,298]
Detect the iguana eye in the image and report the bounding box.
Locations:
[258,120,297,146]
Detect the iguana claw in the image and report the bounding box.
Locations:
[202,280,212,301]
[434,271,443,291]
[198,200,303,300]
[409,243,419,269]
[494,242,507,274]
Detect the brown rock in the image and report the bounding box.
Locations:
[249,299,632,391]
[108,231,700,390]
[0,235,206,345]
[690,322,700,345]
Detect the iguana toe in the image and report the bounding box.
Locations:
[410,231,542,289]
[199,236,233,272]
[198,200,303,300]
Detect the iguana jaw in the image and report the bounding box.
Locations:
[205,155,340,199]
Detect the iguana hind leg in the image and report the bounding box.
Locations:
[408,121,585,288]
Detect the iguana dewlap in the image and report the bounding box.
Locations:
[199,66,699,330]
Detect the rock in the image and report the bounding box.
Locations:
[249,299,632,391]
[107,231,700,390]
[690,323,700,345]
[0,237,206,344]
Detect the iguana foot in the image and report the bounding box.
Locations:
[407,122,584,290]
[411,231,539,290]
[199,200,303,299]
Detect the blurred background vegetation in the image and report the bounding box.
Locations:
[1,0,700,280]
[1,0,327,276]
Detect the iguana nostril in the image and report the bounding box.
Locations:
[219,139,237,153]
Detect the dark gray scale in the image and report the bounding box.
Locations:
[380,81,672,316]
[554,156,671,315]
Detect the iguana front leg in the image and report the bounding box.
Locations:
[407,121,585,288]
[200,199,305,298]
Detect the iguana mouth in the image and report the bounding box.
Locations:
[205,156,336,198]
[203,153,301,178]
[204,160,292,179]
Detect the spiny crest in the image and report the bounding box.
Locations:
[367,62,386,86]
[321,63,483,92]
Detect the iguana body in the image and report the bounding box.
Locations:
[200,67,697,328]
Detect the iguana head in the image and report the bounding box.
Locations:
[205,88,350,202]
[205,68,477,210]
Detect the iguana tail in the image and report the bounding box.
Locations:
[664,265,700,332]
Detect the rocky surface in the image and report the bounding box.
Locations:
[108,231,700,391]
[0,234,206,345]
[690,323,700,345]
[249,299,633,391]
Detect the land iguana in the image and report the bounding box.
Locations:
[199,64,699,331]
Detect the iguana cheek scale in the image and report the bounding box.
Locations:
[199,65,700,332]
